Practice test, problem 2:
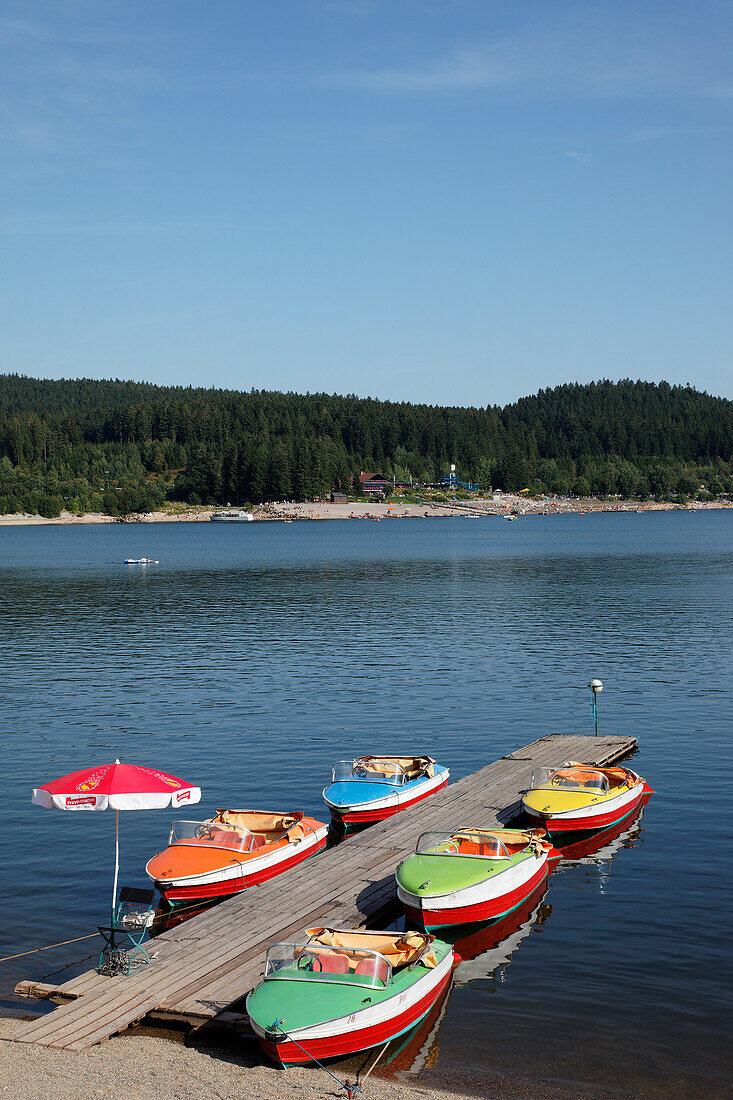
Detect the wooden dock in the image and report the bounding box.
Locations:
[6,733,637,1051]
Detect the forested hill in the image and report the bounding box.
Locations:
[0,375,730,515]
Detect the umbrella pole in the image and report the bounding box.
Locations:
[112,808,119,921]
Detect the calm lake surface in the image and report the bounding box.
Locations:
[1,512,731,1098]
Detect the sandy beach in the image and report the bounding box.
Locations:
[260,496,730,521]
[0,1016,500,1100]
[0,496,728,527]
[2,1010,709,1100]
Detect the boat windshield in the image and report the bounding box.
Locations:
[167,820,256,853]
[531,768,610,794]
[416,831,510,859]
[264,942,391,988]
[331,760,407,785]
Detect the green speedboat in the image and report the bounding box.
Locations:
[396,827,560,930]
[246,926,456,1064]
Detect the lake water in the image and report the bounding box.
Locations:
[1,512,731,1098]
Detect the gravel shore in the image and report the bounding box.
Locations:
[0,496,728,526]
[0,1018,489,1100]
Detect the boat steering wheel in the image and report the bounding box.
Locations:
[194,824,214,839]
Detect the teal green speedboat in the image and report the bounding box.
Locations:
[246,926,456,1064]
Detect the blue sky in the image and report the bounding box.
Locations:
[1,1,731,406]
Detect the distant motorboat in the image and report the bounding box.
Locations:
[210,510,254,522]
[124,557,159,564]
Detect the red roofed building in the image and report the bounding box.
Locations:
[359,471,391,496]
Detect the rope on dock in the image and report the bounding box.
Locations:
[0,933,101,964]
[38,950,101,985]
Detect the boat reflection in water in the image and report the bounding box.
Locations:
[379,971,454,1079]
[327,970,455,1086]
[369,812,650,1083]
[552,800,647,865]
[449,879,551,985]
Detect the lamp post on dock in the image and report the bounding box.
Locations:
[588,679,603,736]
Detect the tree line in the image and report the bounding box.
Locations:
[0,374,730,516]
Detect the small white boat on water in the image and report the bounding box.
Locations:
[124,557,159,564]
[210,510,254,522]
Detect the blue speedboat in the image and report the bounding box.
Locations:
[323,756,450,831]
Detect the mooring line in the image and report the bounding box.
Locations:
[270,1020,362,1097]
[360,1039,391,1083]
[0,933,101,964]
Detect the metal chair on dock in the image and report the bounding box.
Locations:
[97,887,155,976]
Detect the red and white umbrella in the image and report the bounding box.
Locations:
[33,760,201,916]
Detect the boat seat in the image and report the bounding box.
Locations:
[306,927,436,969]
[355,763,392,778]
[354,957,390,983]
[246,825,307,846]
[453,839,481,855]
[355,757,433,781]
[451,834,510,858]
[186,829,243,847]
[312,952,350,974]
[212,829,241,845]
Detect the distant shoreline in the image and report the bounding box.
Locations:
[0,495,730,527]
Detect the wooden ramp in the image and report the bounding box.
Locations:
[6,733,636,1050]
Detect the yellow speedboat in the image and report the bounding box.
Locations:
[522,762,652,834]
